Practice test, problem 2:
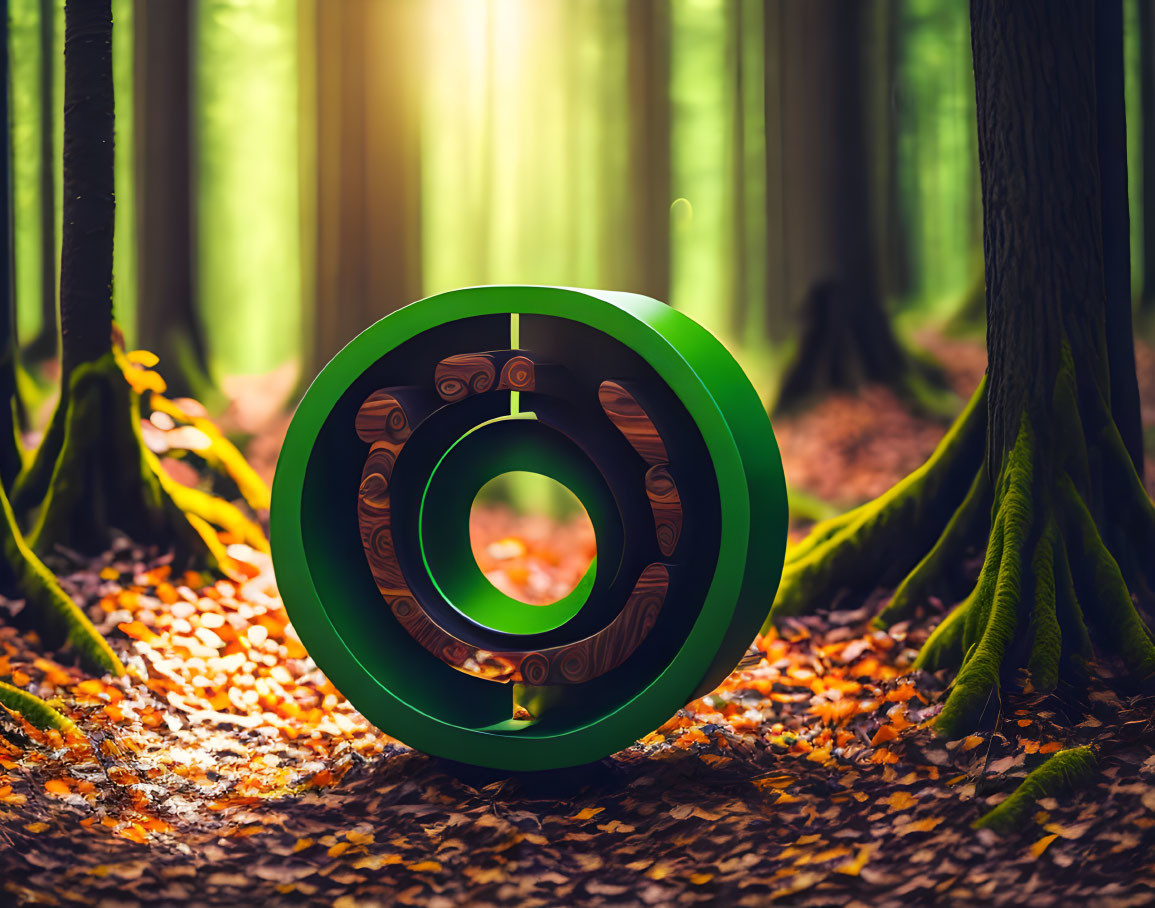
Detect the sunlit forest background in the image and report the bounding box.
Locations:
[7,0,1155,463]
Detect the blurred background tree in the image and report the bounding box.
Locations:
[3,0,1151,440]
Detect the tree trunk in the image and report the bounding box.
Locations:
[774,0,941,413]
[625,0,671,306]
[133,0,212,398]
[883,0,914,302]
[1094,0,1144,480]
[977,0,1106,467]
[58,0,114,377]
[768,0,1155,743]
[309,0,422,382]
[1140,0,1155,312]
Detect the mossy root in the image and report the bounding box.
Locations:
[767,379,987,629]
[148,393,271,512]
[0,680,78,734]
[25,354,220,572]
[973,747,1096,833]
[876,467,990,628]
[930,413,1033,739]
[2,486,124,676]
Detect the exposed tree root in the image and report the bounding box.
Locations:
[973,747,1097,833]
[23,355,216,568]
[1,486,123,676]
[0,680,79,734]
[159,466,268,554]
[767,378,987,625]
[770,355,1155,741]
[9,389,65,518]
[149,393,271,513]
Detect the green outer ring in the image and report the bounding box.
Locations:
[270,286,787,771]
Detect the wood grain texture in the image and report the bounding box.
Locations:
[355,388,419,445]
[358,449,408,596]
[435,353,496,402]
[498,354,535,391]
[436,350,539,402]
[356,388,424,603]
[598,380,669,465]
[645,464,683,557]
[380,563,669,686]
[355,369,674,687]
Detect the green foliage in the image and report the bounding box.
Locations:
[973,747,1097,833]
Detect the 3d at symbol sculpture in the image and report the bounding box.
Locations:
[270,286,787,771]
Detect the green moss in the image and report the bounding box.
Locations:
[0,680,78,733]
[916,503,1004,673]
[25,354,219,571]
[973,747,1096,833]
[934,413,1033,739]
[879,467,989,628]
[1052,534,1091,662]
[1062,475,1155,678]
[1026,517,1061,692]
[153,453,268,554]
[9,390,66,517]
[766,378,987,629]
[913,595,972,672]
[1,484,123,676]
[786,486,842,526]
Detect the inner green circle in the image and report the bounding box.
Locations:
[418,415,617,637]
[469,470,596,606]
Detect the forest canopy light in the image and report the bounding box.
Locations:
[270,286,787,771]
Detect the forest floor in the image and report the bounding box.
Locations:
[2,334,1155,906]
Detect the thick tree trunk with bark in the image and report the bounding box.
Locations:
[1094,0,1143,479]
[58,0,114,377]
[10,0,241,567]
[767,0,1155,741]
[774,0,946,415]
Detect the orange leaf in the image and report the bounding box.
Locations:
[883,791,917,811]
[118,621,159,644]
[870,725,898,746]
[1030,833,1059,858]
[126,349,160,367]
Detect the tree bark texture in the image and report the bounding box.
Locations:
[1094,0,1144,479]
[59,0,115,377]
[972,0,1111,473]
